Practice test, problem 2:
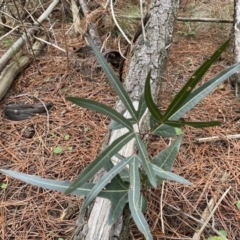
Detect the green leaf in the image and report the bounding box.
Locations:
[152,135,182,171]
[1,183,7,189]
[81,155,134,213]
[51,132,56,138]
[67,97,133,131]
[163,38,231,120]
[151,163,192,185]
[170,62,240,121]
[144,71,163,121]
[135,135,157,188]
[153,62,240,134]
[0,169,94,195]
[128,156,153,240]
[109,118,136,130]
[218,230,227,237]
[68,146,73,151]
[105,176,129,224]
[151,120,176,137]
[119,168,130,182]
[64,134,71,140]
[137,94,147,120]
[139,194,148,213]
[114,154,130,182]
[175,128,182,135]
[87,35,138,121]
[0,169,129,225]
[164,120,221,128]
[54,146,63,154]
[207,237,226,240]
[65,131,135,194]
[236,200,240,210]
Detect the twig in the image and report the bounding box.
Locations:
[192,187,231,240]
[12,0,39,73]
[103,0,110,9]
[118,40,126,59]
[164,201,227,238]
[118,15,233,23]
[0,25,20,41]
[0,0,60,73]
[0,9,21,23]
[177,17,233,23]
[195,134,240,143]
[160,181,165,236]
[109,0,132,45]
[33,36,66,52]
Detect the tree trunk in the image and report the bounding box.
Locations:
[234,0,240,99]
[72,0,179,239]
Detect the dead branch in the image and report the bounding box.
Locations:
[192,186,231,240]
[0,35,47,101]
[0,0,59,73]
[195,134,240,143]
[177,17,233,23]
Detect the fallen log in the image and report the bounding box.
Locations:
[0,35,47,101]
[72,0,180,239]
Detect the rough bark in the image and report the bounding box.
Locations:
[234,0,240,99]
[72,0,179,239]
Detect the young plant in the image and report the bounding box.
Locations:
[1,36,240,240]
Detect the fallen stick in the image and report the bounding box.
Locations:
[0,0,59,73]
[195,134,240,143]
[0,35,47,101]
[177,17,233,23]
[192,186,231,240]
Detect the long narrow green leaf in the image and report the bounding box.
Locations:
[150,117,176,137]
[164,120,221,128]
[128,156,153,240]
[135,135,157,188]
[0,169,94,195]
[65,131,135,194]
[151,164,192,185]
[169,62,240,121]
[152,135,182,171]
[106,177,129,224]
[0,169,129,225]
[114,153,131,182]
[144,71,163,121]
[162,38,231,120]
[139,194,148,213]
[81,155,134,213]
[108,192,128,224]
[153,62,240,134]
[67,97,133,131]
[108,118,136,130]
[0,169,129,196]
[87,35,138,121]
[137,94,148,120]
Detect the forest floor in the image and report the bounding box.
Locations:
[0,0,240,239]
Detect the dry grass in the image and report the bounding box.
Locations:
[0,0,240,240]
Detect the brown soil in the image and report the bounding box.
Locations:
[1,1,240,240]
